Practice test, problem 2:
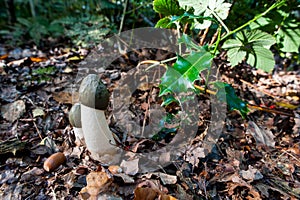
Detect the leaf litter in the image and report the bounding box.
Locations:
[0,44,299,199]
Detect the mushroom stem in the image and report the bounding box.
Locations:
[81,104,116,150]
[73,127,85,146]
[79,74,121,164]
[81,104,120,164]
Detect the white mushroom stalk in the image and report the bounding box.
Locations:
[79,74,120,164]
[69,103,85,146]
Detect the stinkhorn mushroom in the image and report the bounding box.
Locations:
[79,74,120,164]
[69,103,85,145]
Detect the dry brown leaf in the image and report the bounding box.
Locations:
[80,171,111,200]
[134,187,158,200]
[159,194,177,200]
[239,165,263,181]
[247,121,275,148]
[108,165,122,174]
[52,91,79,104]
[120,158,139,175]
[30,57,47,62]
[1,100,26,122]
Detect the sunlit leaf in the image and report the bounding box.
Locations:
[222,30,276,72]
[153,0,183,16]
[159,50,212,96]
[178,0,231,29]
[277,22,300,53]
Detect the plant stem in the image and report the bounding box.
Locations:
[212,26,222,55]
[211,11,229,33]
[119,0,129,34]
[219,0,286,42]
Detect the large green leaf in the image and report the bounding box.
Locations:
[222,30,276,72]
[153,0,183,16]
[249,9,300,53]
[215,82,249,118]
[246,46,275,72]
[159,51,213,96]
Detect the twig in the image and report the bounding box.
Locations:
[29,113,43,140]
[240,79,278,99]
[193,84,294,117]
[200,27,210,46]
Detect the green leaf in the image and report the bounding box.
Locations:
[222,30,276,72]
[159,50,212,96]
[161,94,179,106]
[246,46,275,72]
[215,82,249,118]
[153,0,183,16]
[155,17,173,28]
[277,23,300,53]
[178,0,231,29]
[245,29,276,49]
[178,34,203,51]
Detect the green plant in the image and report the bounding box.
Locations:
[152,0,300,117]
[0,0,120,46]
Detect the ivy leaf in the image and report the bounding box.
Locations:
[159,50,212,96]
[215,82,249,118]
[222,30,276,72]
[153,0,184,16]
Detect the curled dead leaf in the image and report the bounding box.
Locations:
[80,171,111,200]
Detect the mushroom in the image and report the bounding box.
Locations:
[79,74,120,164]
[69,103,85,145]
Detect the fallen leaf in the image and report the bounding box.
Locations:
[1,100,26,122]
[114,173,135,183]
[108,165,122,174]
[151,172,177,185]
[160,194,177,200]
[30,57,47,62]
[247,121,275,148]
[184,146,206,167]
[80,171,111,200]
[32,107,45,118]
[134,187,158,200]
[239,165,263,181]
[120,159,139,175]
[52,91,79,104]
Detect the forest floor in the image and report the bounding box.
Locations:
[0,43,299,199]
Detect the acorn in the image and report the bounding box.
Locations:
[43,152,66,172]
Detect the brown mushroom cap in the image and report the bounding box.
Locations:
[79,74,109,110]
[69,103,82,128]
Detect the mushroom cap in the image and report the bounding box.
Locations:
[69,103,82,128]
[79,74,109,110]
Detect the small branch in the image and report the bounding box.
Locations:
[200,27,210,46]
[139,57,177,70]
[193,84,294,117]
